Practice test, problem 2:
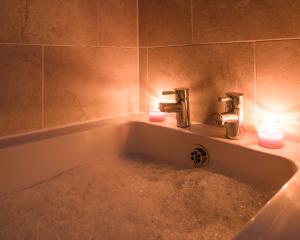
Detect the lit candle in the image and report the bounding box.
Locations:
[257,119,284,149]
[148,110,166,122]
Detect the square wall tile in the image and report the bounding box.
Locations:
[148,43,254,127]
[98,0,138,47]
[1,0,98,45]
[0,0,26,43]
[193,0,300,43]
[139,48,148,112]
[139,0,192,47]
[256,40,300,138]
[0,45,42,137]
[44,46,138,128]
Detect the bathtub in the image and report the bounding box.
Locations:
[0,113,300,239]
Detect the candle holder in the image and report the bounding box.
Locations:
[257,119,284,149]
[148,110,166,122]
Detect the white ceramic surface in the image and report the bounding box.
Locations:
[0,113,299,239]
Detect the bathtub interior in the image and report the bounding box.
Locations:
[0,121,129,196]
[122,121,297,191]
[0,119,297,196]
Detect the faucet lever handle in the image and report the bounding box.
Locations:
[218,96,232,102]
[162,90,175,95]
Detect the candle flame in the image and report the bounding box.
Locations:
[149,96,173,111]
[257,114,284,140]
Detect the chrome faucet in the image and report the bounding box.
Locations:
[215,92,244,139]
[159,88,190,128]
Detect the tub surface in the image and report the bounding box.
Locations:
[0,114,300,239]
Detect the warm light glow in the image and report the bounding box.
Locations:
[282,182,289,190]
[257,115,284,148]
[148,96,170,122]
[258,118,283,139]
[149,98,161,111]
[149,95,173,111]
[256,105,300,140]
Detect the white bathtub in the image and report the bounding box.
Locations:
[1,114,299,239]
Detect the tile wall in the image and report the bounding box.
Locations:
[139,0,300,140]
[1,0,300,140]
[0,0,138,137]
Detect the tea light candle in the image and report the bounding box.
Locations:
[148,110,166,122]
[257,119,284,149]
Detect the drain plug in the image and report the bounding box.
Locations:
[190,144,209,168]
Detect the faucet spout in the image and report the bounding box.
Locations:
[217,113,239,126]
[159,103,182,113]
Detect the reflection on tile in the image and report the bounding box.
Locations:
[0,45,42,137]
[139,0,192,47]
[256,40,300,137]
[193,0,300,43]
[98,0,137,47]
[148,43,254,126]
[44,46,138,128]
[139,48,148,112]
[0,0,26,43]
[2,0,97,45]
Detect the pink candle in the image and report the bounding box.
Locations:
[257,119,284,149]
[148,110,166,122]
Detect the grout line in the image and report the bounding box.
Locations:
[42,44,138,49]
[137,51,140,112]
[0,42,41,46]
[253,41,257,127]
[137,0,139,48]
[137,48,140,111]
[137,0,140,111]
[41,45,45,129]
[96,0,100,45]
[140,37,300,49]
[146,48,149,112]
[141,41,254,49]
[190,0,194,44]
[0,42,137,49]
[1,36,300,49]
[255,37,300,42]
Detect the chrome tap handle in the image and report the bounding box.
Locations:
[218,96,232,102]
[162,90,175,95]
[225,92,243,109]
[162,88,189,101]
[218,92,243,109]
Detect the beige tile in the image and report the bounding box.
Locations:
[148,43,254,127]
[0,45,42,137]
[256,40,300,138]
[139,48,148,112]
[44,46,138,128]
[139,0,192,47]
[0,0,26,43]
[15,0,97,45]
[193,0,300,43]
[98,0,137,47]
